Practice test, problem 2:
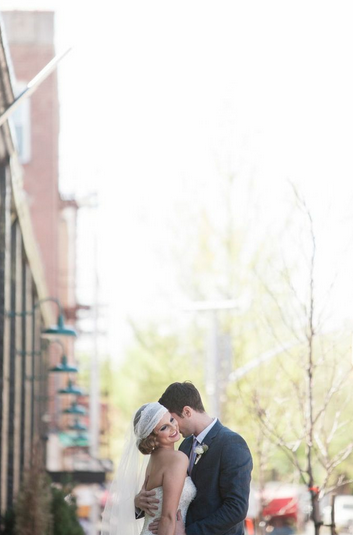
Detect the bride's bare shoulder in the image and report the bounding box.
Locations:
[155,450,188,483]
[163,449,188,466]
[175,449,188,462]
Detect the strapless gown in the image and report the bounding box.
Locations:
[140,476,196,535]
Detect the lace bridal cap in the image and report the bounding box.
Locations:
[101,402,168,535]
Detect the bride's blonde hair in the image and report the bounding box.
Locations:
[134,404,160,455]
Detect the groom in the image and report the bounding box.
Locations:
[135,381,253,535]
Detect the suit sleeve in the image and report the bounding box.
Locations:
[135,508,145,520]
[186,434,253,535]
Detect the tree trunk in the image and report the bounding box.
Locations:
[310,488,322,535]
[330,494,336,535]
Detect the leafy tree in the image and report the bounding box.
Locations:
[50,487,84,535]
[0,508,16,535]
[11,443,84,535]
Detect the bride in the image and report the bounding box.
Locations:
[101,402,196,535]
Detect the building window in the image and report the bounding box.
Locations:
[12,82,31,164]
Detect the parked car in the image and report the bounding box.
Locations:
[323,495,353,533]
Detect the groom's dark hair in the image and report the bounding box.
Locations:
[159,381,205,416]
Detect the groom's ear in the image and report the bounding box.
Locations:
[182,406,193,418]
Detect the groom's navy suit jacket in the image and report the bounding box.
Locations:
[179,420,253,535]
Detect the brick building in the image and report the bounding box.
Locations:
[0,14,55,512]
[2,7,82,451]
[0,9,83,514]
[0,13,109,532]
[2,11,61,299]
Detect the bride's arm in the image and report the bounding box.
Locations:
[158,452,188,535]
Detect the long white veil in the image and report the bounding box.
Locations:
[101,402,168,535]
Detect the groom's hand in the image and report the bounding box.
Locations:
[135,476,159,516]
[175,510,186,535]
[148,518,160,534]
[149,510,185,534]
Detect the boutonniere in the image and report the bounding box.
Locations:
[194,444,209,465]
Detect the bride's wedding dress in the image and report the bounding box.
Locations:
[140,476,196,535]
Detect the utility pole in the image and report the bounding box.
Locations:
[78,194,101,535]
[89,230,100,459]
[88,241,101,535]
[184,300,237,418]
[184,300,300,417]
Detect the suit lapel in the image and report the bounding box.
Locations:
[191,420,223,476]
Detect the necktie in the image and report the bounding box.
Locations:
[188,437,198,475]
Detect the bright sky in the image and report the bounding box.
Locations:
[2,1,353,361]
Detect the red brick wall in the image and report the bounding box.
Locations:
[3,12,60,300]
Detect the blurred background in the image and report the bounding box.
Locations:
[0,1,352,534]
